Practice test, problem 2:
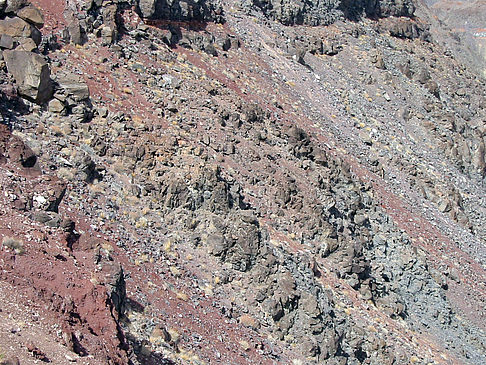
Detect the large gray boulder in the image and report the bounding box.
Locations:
[376,0,415,17]
[4,50,53,103]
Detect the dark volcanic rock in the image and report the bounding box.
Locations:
[250,0,416,25]
[138,0,224,22]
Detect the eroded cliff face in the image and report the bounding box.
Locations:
[0,0,485,364]
[138,0,224,22]
[245,0,416,25]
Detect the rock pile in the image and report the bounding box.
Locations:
[0,1,52,103]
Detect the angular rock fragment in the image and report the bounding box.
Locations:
[54,72,90,102]
[4,50,52,103]
[66,20,87,45]
[0,34,14,49]
[4,0,27,14]
[0,16,41,45]
[16,4,44,28]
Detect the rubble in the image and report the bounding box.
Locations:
[0,0,485,364]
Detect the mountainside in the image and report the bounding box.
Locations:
[0,0,485,364]
[422,0,486,77]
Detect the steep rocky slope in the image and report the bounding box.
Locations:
[423,0,486,77]
[0,0,485,364]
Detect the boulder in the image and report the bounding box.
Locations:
[4,50,53,103]
[4,0,26,14]
[16,36,36,51]
[54,72,90,101]
[66,20,87,45]
[0,16,41,45]
[139,0,157,18]
[377,0,415,18]
[48,98,65,114]
[5,134,38,169]
[388,19,423,39]
[16,4,44,28]
[101,262,127,318]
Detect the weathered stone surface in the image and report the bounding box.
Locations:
[48,98,65,114]
[0,16,41,45]
[0,34,14,49]
[66,20,87,45]
[54,72,90,101]
[16,36,36,51]
[138,0,224,22]
[4,134,39,169]
[4,50,53,103]
[102,262,127,319]
[377,0,415,17]
[139,0,156,18]
[4,0,26,14]
[16,4,44,28]
[0,356,20,365]
[250,0,415,25]
[0,0,485,364]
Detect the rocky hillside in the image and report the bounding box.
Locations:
[0,0,485,364]
[422,0,486,77]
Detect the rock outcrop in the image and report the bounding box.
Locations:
[138,0,224,22]
[249,0,416,25]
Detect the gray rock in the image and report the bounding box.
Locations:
[388,19,423,39]
[31,211,61,227]
[0,34,14,49]
[139,0,157,18]
[16,4,44,28]
[0,356,20,365]
[0,16,41,45]
[54,72,90,101]
[4,0,26,14]
[377,0,415,17]
[4,50,53,103]
[250,0,415,26]
[67,20,87,45]
[105,263,126,318]
[48,98,65,114]
[16,36,36,51]
[138,0,224,22]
